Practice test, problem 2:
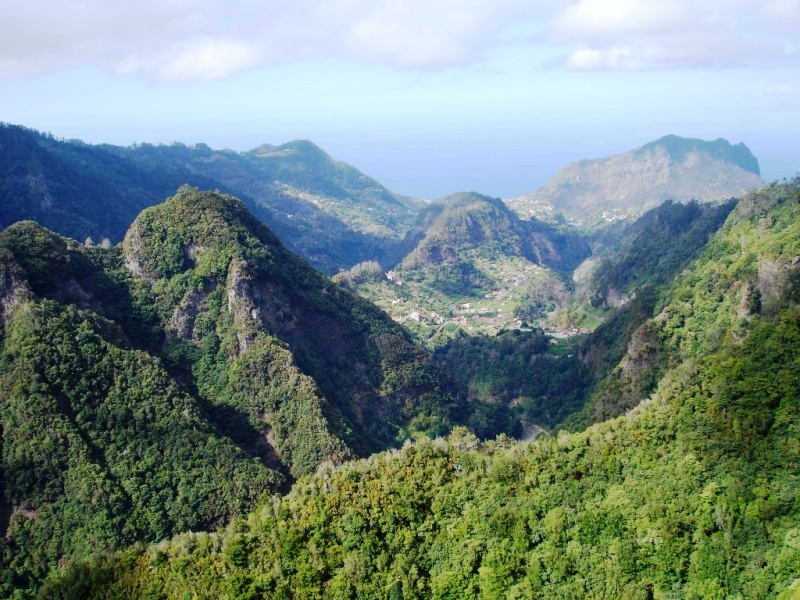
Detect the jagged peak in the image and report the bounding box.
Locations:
[636,134,760,175]
[431,191,507,210]
[123,186,286,282]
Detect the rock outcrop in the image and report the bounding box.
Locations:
[508,135,765,228]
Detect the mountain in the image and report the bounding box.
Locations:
[431,191,762,438]
[335,192,590,346]
[572,177,800,427]
[0,187,463,596]
[0,124,218,246]
[0,123,420,274]
[108,140,423,273]
[584,199,737,309]
[41,181,800,599]
[400,192,587,272]
[508,135,765,228]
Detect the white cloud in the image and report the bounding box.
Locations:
[554,0,690,38]
[0,0,796,81]
[768,84,800,95]
[339,0,546,69]
[0,0,551,80]
[116,40,259,83]
[550,0,796,70]
[759,0,800,34]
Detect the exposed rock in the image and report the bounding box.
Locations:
[572,256,600,284]
[0,251,32,326]
[757,257,793,305]
[605,286,631,309]
[122,221,147,279]
[19,173,54,211]
[167,288,209,346]
[619,321,659,379]
[184,243,207,267]
[509,135,765,228]
[55,277,91,307]
[227,261,264,354]
[520,421,547,441]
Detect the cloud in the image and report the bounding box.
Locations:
[768,84,800,95]
[0,0,549,81]
[549,0,797,70]
[115,40,259,83]
[0,0,796,82]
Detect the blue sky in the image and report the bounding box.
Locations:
[1,0,798,199]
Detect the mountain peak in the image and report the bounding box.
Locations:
[123,186,281,281]
[508,135,765,228]
[637,135,760,176]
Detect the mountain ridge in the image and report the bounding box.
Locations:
[336,191,590,346]
[39,182,800,599]
[0,187,466,595]
[508,134,765,228]
[0,124,421,274]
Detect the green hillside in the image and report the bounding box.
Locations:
[39,179,800,599]
[430,198,742,440]
[508,135,765,229]
[337,193,589,345]
[0,124,218,246]
[110,140,422,273]
[400,192,587,272]
[0,124,420,274]
[574,178,800,428]
[0,188,463,597]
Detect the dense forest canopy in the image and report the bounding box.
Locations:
[0,187,467,597]
[1,121,796,598]
[35,180,800,598]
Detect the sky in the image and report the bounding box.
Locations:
[1,0,798,199]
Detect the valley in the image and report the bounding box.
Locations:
[1,123,797,598]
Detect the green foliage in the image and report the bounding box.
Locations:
[564,184,798,430]
[513,275,571,321]
[0,187,467,596]
[331,261,384,289]
[43,299,800,597]
[114,140,420,274]
[0,123,215,247]
[124,187,465,462]
[655,181,800,362]
[4,135,798,599]
[589,199,737,305]
[435,329,592,435]
[0,123,421,275]
[0,301,278,597]
[401,192,588,273]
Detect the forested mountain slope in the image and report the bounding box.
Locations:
[41,179,800,599]
[109,140,422,273]
[0,187,462,597]
[336,193,589,345]
[0,124,220,247]
[508,135,765,228]
[574,178,800,427]
[399,192,587,272]
[585,199,738,309]
[0,124,419,274]
[431,197,749,439]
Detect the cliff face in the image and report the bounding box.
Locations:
[0,251,31,326]
[0,186,469,594]
[508,135,765,229]
[125,187,463,459]
[400,192,590,272]
[0,187,463,479]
